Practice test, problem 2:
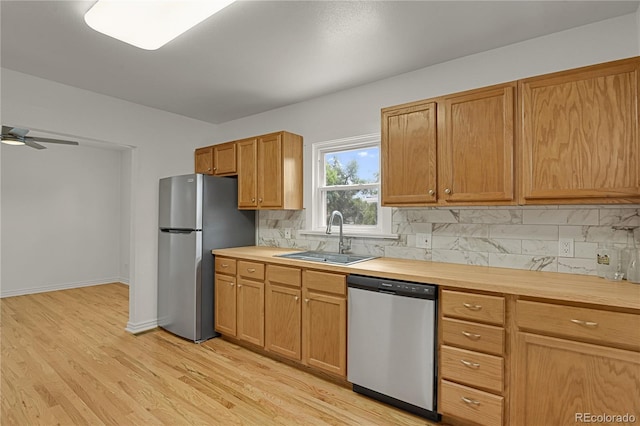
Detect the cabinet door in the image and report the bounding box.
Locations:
[302,288,347,377]
[237,138,258,209]
[265,283,301,360]
[214,273,236,336]
[512,332,640,426]
[520,58,640,203]
[439,83,515,203]
[213,142,237,176]
[381,101,437,205]
[194,146,213,175]
[257,133,283,209]
[237,278,264,347]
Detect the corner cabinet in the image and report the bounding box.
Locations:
[512,299,640,425]
[237,131,303,210]
[520,57,640,204]
[381,83,516,206]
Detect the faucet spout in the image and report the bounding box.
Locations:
[326,210,350,254]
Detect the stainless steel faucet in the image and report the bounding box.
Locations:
[326,210,350,254]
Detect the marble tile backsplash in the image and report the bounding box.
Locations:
[257,205,640,276]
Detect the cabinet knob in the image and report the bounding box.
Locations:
[213,167,217,171]
[207,167,211,171]
[258,198,263,203]
[304,298,309,304]
[229,282,234,286]
[294,296,299,302]
[428,189,435,196]
[444,188,452,195]
[251,198,256,202]
[238,284,243,288]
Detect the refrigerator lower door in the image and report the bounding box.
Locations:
[158,229,202,341]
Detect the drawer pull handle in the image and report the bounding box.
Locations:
[460,359,480,369]
[461,397,480,406]
[247,268,256,273]
[570,319,598,327]
[461,331,481,340]
[463,303,482,311]
[221,264,229,268]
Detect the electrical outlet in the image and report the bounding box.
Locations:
[558,238,574,257]
[284,228,292,239]
[416,232,432,249]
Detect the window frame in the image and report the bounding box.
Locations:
[309,134,392,236]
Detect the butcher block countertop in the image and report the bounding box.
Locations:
[212,246,640,311]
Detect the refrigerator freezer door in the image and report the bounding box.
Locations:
[158,229,202,341]
[158,174,202,230]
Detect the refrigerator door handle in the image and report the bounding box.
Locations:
[160,228,196,234]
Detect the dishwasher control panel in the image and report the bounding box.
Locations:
[348,274,437,300]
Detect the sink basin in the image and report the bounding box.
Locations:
[275,251,377,265]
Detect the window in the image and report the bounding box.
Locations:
[310,134,391,236]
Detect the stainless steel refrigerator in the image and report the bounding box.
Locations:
[157,174,255,342]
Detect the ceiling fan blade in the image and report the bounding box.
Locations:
[23,139,47,150]
[7,127,29,137]
[30,136,79,146]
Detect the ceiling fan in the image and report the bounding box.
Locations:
[1,126,79,150]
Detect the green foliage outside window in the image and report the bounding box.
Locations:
[325,156,378,226]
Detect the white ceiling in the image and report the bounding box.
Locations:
[2,1,638,125]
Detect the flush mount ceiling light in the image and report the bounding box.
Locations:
[84,0,236,50]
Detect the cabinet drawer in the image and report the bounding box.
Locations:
[441,345,504,393]
[442,290,505,325]
[266,264,301,288]
[442,318,504,356]
[516,300,640,350]
[237,261,265,280]
[441,380,503,426]
[303,270,346,296]
[215,257,236,275]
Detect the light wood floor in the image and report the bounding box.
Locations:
[1,283,438,425]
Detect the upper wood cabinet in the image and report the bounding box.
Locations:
[194,146,213,175]
[381,83,515,206]
[439,83,515,203]
[212,141,237,176]
[381,101,437,205]
[237,131,303,210]
[519,57,640,204]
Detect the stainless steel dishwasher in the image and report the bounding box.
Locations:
[347,275,440,421]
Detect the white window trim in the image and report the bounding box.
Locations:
[303,133,395,239]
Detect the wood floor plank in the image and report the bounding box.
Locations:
[2,283,439,425]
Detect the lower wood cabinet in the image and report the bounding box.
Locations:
[512,299,640,426]
[302,270,347,377]
[265,265,302,361]
[237,277,264,347]
[214,272,236,336]
[513,333,640,425]
[216,259,347,379]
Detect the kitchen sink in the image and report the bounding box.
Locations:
[275,251,377,265]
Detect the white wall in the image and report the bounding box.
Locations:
[1,143,123,296]
[0,69,219,332]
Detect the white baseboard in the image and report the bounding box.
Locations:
[126,319,158,334]
[0,278,123,298]
[118,277,130,286]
